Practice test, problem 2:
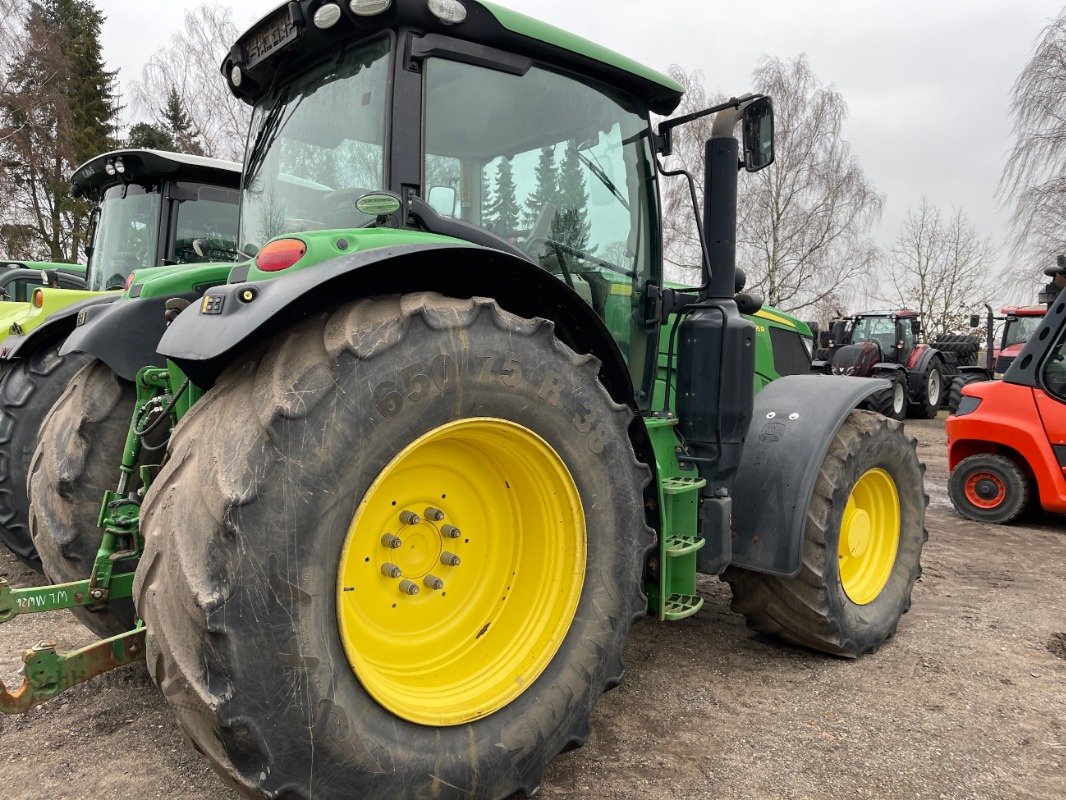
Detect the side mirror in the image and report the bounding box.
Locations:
[742,97,775,173]
[912,320,922,336]
[427,186,458,217]
[969,314,981,328]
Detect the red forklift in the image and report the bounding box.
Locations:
[947,294,1066,523]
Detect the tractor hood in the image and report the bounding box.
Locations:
[831,341,882,377]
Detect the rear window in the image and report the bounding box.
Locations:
[770,327,812,377]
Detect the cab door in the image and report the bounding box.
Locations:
[1036,327,1066,480]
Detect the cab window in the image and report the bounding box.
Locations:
[172,184,240,264]
[1042,327,1066,400]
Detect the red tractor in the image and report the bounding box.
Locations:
[816,309,979,420]
[947,295,1066,523]
[947,304,1047,412]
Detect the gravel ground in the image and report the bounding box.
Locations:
[0,416,1062,799]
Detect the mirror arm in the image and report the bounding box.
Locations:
[656,96,747,155]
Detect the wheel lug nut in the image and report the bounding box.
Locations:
[441,552,461,567]
[381,533,403,549]
[442,524,461,538]
[381,563,403,579]
[424,575,444,590]
[425,506,445,522]
[399,579,420,595]
[399,510,420,525]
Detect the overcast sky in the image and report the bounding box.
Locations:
[97,0,1063,280]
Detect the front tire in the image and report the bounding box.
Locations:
[867,373,907,421]
[948,373,986,415]
[0,340,92,568]
[948,454,1029,524]
[27,360,137,638]
[135,293,653,799]
[724,411,927,657]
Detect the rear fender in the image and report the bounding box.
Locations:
[158,243,639,411]
[728,374,886,576]
[60,294,196,381]
[1,295,116,359]
[907,346,940,398]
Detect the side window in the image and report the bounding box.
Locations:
[769,327,813,376]
[9,277,45,302]
[1042,328,1066,400]
[172,186,240,264]
[899,321,915,352]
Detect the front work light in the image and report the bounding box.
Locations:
[256,238,307,272]
[350,0,392,15]
[114,158,125,174]
[231,65,243,87]
[428,0,466,24]
[104,160,116,176]
[314,3,343,28]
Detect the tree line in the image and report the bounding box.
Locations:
[0,1,247,263]
[0,0,1063,335]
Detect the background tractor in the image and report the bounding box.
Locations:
[817,309,980,419]
[0,149,240,570]
[947,303,1047,412]
[3,4,926,799]
[947,294,1066,523]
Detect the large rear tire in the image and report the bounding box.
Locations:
[724,411,927,657]
[908,358,944,419]
[0,340,92,569]
[27,359,137,638]
[135,293,652,799]
[947,373,988,414]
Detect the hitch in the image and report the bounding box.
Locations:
[0,626,145,714]
[0,574,135,623]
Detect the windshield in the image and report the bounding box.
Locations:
[87,183,162,291]
[423,57,658,389]
[852,316,898,352]
[1003,315,1043,348]
[239,36,392,251]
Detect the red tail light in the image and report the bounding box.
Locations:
[124,272,136,290]
[257,238,307,272]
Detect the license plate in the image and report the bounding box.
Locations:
[244,7,298,67]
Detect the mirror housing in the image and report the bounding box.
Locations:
[427,186,458,218]
[742,97,775,173]
[969,314,981,328]
[911,319,922,336]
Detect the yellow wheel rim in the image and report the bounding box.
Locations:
[336,418,586,726]
[837,468,900,605]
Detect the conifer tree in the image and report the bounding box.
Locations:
[161,86,204,155]
[127,122,174,151]
[522,146,560,228]
[484,157,521,236]
[553,141,593,253]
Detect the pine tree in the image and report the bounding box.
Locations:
[127,122,174,151]
[553,142,592,253]
[0,0,120,261]
[484,158,520,237]
[522,146,560,228]
[480,168,495,229]
[160,86,204,155]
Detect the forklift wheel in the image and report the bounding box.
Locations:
[949,454,1029,524]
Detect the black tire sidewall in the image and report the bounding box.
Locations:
[820,420,926,649]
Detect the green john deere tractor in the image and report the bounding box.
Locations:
[1,3,925,798]
[0,149,241,569]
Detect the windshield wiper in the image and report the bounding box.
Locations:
[244,94,304,189]
[575,149,630,211]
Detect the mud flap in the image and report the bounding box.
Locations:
[729,374,886,576]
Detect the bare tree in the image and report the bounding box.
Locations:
[887,198,995,339]
[130,5,249,161]
[660,57,883,313]
[1000,9,1066,276]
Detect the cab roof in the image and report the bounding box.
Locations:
[1001,306,1046,317]
[71,149,241,199]
[224,0,684,115]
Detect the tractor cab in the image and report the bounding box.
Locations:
[995,306,1046,374]
[72,149,242,291]
[836,310,922,366]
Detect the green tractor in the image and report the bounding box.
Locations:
[1,3,925,798]
[0,149,241,568]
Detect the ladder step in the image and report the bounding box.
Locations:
[666,536,706,557]
[661,477,706,495]
[662,593,703,621]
